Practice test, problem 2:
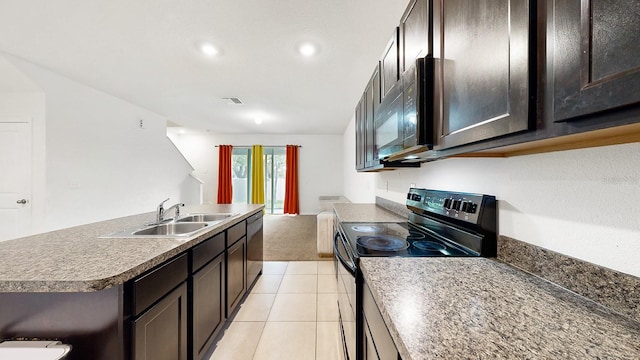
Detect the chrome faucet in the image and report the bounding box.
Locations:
[156,198,184,223]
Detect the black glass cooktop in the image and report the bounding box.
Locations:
[341,222,477,257]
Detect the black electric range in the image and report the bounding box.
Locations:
[342,222,477,257]
[333,188,497,360]
[339,188,497,259]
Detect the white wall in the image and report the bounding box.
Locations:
[4,54,197,232]
[342,115,376,203]
[168,131,343,214]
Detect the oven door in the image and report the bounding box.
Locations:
[334,230,356,360]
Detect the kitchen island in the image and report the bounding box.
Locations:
[0,203,263,360]
[0,204,262,292]
[361,257,640,359]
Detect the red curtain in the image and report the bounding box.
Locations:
[284,145,299,214]
[217,145,233,204]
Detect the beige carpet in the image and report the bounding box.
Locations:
[263,215,332,261]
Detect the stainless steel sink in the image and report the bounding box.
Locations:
[175,213,236,223]
[132,222,208,236]
[102,222,210,238]
[100,212,238,238]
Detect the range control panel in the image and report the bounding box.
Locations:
[406,188,495,225]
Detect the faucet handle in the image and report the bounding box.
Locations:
[156,198,171,224]
[158,198,170,209]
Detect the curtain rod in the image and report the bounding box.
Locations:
[214,145,302,148]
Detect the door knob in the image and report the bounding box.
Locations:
[16,199,28,204]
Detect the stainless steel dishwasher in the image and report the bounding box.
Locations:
[246,211,263,286]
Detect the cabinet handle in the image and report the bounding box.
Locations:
[16,199,28,204]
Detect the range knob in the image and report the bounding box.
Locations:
[461,201,476,213]
[443,198,453,209]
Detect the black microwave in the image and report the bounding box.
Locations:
[375,57,434,160]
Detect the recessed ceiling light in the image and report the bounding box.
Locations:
[298,43,317,57]
[254,118,263,125]
[200,43,218,56]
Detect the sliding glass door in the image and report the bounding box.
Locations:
[231,146,285,214]
[264,147,286,214]
[231,148,250,204]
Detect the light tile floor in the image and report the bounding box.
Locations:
[209,261,345,360]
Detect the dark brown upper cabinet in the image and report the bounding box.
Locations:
[433,0,535,150]
[355,95,366,170]
[381,28,401,100]
[551,0,640,122]
[365,64,381,168]
[400,0,431,73]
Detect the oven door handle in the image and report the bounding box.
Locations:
[334,232,356,276]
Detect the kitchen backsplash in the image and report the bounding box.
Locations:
[375,196,409,218]
[498,235,640,324]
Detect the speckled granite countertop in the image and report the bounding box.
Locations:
[361,257,640,360]
[333,203,406,223]
[0,204,263,293]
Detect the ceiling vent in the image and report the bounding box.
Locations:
[221,97,244,105]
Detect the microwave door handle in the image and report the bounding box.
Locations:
[334,232,356,276]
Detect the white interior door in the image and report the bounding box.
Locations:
[0,122,32,241]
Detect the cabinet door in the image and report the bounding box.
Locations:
[552,0,640,121]
[226,237,247,316]
[365,65,381,168]
[355,97,366,170]
[401,0,431,72]
[192,254,225,360]
[133,282,187,360]
[381,28,401,100]
[433,0,534,150]
[362,283,399,360]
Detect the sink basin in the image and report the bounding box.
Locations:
[100,212,238,238]
[132,222,208,236]
[176,213,236,223]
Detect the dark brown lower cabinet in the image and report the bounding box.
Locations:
[0,215,262,360]
[192,253,225,360]
[226,237,247,316]
[362,282,400,360]
[132,282,188,360]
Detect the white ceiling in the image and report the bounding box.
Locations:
[0,0,408,134]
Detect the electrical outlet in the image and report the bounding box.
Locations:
[410,183,416,189]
